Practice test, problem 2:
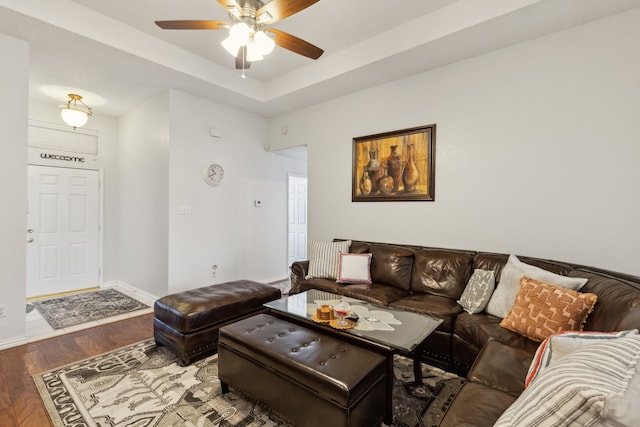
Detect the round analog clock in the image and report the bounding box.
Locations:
[202,163,224,186]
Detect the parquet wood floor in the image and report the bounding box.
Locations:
[0,313,154,426]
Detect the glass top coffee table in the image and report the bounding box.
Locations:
[264,289,443,423]
[265,289,441,354]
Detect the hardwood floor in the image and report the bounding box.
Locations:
[0,313,154,426]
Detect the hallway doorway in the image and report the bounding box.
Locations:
[287,173,307,269]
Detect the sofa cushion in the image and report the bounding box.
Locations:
[468,340,533,397]
[457,269,495,314]
[454,312,540,355]
[573,268,640,332]
[369,244,414,292]
[410,249,474,298]
[296,277,408,306]
[473,253,573,281]
[347,240,371,254]
[307,240,351,280]
[439,382,517,427]
[495,335,640,427]
[389,294,462,332]
[336,253,372,284]
[485,254,588,318]
[500,276,597,342]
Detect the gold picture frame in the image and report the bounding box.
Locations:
[352,124,436,202]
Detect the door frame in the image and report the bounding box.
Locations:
[26,163,104,295]
[286,172,308,273]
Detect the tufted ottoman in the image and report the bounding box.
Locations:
[154,280,281,365]
[218,313,388,427]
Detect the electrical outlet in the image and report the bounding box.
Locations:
[212,265,218,277]
[0,305,6,318]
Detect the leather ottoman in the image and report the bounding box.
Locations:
[218,313,388,427]
[153,280,281,365]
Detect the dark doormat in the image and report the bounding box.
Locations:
[32,288,149,329]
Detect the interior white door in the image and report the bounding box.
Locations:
[288,174,308,268]
[27,165,100,298]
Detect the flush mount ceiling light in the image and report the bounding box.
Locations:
[60,93,92,130]
[155,0,323,76]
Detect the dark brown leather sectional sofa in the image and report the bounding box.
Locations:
[289,239,640,426]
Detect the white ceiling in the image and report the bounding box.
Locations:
[1,0,639,118]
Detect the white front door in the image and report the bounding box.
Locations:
[27,165,100,298]
[288,174,308,269]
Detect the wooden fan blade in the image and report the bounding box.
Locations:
[217,0,243,17]
[257,0,320,25]
[265,28,323,59]
[235,46,251,70]
[155,20,230,30]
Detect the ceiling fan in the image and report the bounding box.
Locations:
[155,0,324,71]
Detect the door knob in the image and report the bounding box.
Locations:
[27,229,33,233]
[27,237,34,243]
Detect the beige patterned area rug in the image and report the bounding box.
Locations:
[34,340,463,427]
[32,289,149,329]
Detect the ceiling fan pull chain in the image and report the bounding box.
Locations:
[241,47,246,79]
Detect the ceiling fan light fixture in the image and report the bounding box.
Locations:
[60,93,92,130]
[254,30,275,55]
[222,22,252,57]
[229,22,250,45]
[221,35,241,56]
[246,41,264,62]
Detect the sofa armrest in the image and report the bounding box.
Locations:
[290,260,310,294]
[467,339,534,397]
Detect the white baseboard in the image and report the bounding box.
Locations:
[102,280,159,306]
[0,336,28,351]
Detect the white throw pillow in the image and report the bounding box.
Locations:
[495,334,640,427]
[336,253,372,284]
[485,254,588,318]
[306,240,351,280]
[457,269,495,314]
[526,329,639,387]
[602,357,640,426]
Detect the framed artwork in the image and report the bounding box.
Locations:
[352,124,436,202]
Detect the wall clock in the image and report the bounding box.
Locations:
[202,163,224,186]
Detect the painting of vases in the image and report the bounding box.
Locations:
[352,124,436,202]
[402,143,419,192]
[387,145,404,192]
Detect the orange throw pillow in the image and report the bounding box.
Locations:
[500,276,597,342]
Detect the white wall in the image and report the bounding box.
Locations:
[168,90,294,293]
[117,92,170,298]
[268,8,640,276]
[0,34,28,347]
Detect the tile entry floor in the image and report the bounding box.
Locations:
[26,285,155,342]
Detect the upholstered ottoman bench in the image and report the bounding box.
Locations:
[218,313,388,427]
[153,280,281,365]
